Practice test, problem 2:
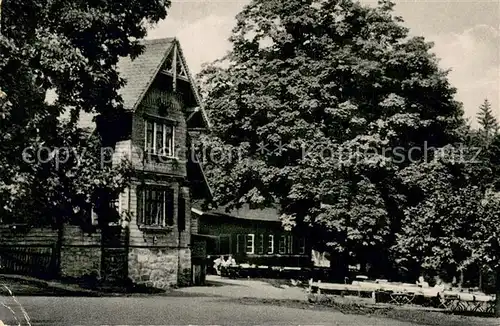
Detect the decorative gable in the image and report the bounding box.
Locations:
[116,38,210,130]
[160,46,188,80]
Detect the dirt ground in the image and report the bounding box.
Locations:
[179,275,500,326]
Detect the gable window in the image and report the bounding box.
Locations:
[137,186,174,227]
[257,234,264,254]
[267,235,274,254]
[145,120,175,157]
[246,234,255,254]
[279,235,286,254]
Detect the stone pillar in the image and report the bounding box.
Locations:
[59,226,102,279]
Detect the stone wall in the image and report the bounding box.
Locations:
[128,247,180,289]
[60,246,101,278]
[60,226,102,278]
[177,248,192,286]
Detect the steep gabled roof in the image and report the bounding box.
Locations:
[77,37,211,131]
[117,38,175,111]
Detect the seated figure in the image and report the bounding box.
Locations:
[416,275,429,288]
[224,254,237,267]
[213,255,226,275]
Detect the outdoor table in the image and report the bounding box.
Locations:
[434,291,496,313]
[471,294,495,313]
[309,281,374,297]
[388,291,417,305]
[224,265,241,278]
[374,284,426,305]
[438,292,464,311]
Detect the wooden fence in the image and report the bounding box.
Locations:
[0,245,58,279]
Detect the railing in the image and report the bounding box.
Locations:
[0,245,58,279]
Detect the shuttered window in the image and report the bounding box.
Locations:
[257,234,264,254]
[246,234,255,254]
[299,238,306,254]
[279,235,286,254]
[268,235,274,254]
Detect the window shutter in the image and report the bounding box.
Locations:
[166,189,174,226]
[237,234,245,254]
[178,193,186,232]
[258,234,264,254]
[137,187,143,225]
[236,235,241,253]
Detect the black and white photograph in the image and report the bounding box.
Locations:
[0,0,499,325]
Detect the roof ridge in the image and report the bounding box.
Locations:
[174,41,212,128]
[141,37,176,45]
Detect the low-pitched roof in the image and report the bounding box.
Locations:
[192,202,281,222]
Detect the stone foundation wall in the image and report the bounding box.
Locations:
[128,247,180,289]
[60,246,101,278]
[60,226,102,278]
[177,248,192,286]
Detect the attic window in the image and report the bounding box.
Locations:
[145,120,175,157]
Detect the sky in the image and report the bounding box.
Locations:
[147,0,500,125]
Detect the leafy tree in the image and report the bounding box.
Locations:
[476,99,498,143]
[0,0,170,229]
[199,0,464,279]
[393,129,500,315]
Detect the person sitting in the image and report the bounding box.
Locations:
[225,254,237,267]
[432,277,446,293]
[213,255,225,276]
[416,275,429,288]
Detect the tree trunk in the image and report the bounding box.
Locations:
[479,268,483,292]
[329,249,349,283]
[495,267,500,317]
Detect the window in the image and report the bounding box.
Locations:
[288,235,293,254]
[268,235,274,254]
[246,234,255,254]
[257,234,264,254]
[137,187,174,226]
[299,238,306,254]
[145,120,175,157]
[279,235,286,254]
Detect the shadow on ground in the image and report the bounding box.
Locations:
[204,279,248,288]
